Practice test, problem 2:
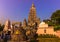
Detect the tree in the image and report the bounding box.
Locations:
[50,10,60,31]
[43,19,53,26]
[51,10,60,25]
[0,24,4,31]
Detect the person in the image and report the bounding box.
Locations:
[3,34,8,42]
[1,32,4,39]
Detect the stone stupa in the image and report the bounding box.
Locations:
[3,20,11,33]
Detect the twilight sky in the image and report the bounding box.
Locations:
[0,0,60,23]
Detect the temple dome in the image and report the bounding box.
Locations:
[40,22,45,25]
[39,22,48,28]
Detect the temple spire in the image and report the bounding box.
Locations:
[28,3,40,26]
[28,3,37,25]
[32,3,35,7]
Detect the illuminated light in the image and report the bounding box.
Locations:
[15,30,20,34]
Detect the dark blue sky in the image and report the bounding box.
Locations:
[0,0,60,23]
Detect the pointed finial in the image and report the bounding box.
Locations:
[32,3,35,7]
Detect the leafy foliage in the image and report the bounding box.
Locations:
[38,34,58,38]
[0,24,4,31]
[51,10,60,25]
[54,25,60,31]
[43,19,54,26]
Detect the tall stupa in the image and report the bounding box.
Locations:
[3,20,11,32]
[28,3,40,26]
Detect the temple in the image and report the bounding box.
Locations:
[0,3,60,42]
